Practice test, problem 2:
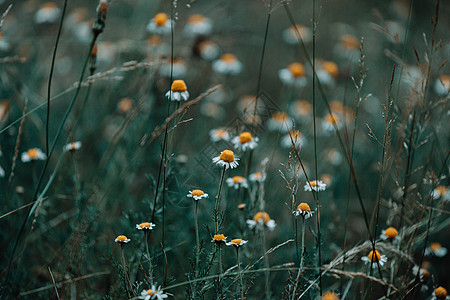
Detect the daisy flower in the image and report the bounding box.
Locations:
[294,203,314,219]
[281,130,306,149]
[226,176,248,190]
[432,186,450,203]
[334,34,360,61]
[432,287,449,300]
[237,95,265,114]
[187,189,209,200]
[165,80,189,101]
[322,113,342,133]
[64,141,82,152]
[434,75,450,96]
[139,284,169,300]
[211,234,227,245]
[96,41,116,64]
[289,100,312,121]
[266,112,292,133]
[279,62,307,87]
[316,61,339,87]
[136,222,156,231]
[304,180,327,192]
[195,40,220,61]
[212,53,243,75]
[0,32,10,52]
[212,150,239,169]
[146,13,172,35]
[226,238,248,248]
[249,171,266,182]
[232,131,259,151]
[361,249,388,268]
[184,14,213,37]
[246,212,276,231]
[320,174,333,186]
[117,97,134,114]
[425,243,447,257]
[321,291,340,300]
[412,265,430,284]
[34,2,61,24]
[402,65,425,88]
[115,235,131,244]
[160,58,187,78]
[380,226,400,242]
[324,148,342,165]
[209,128,231,142]
[282,24,312,45]
[21,148,46,163]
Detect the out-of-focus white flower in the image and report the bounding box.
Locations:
[226,176,248,190]
[232,132,259,151]
[282,24,312,45]
[279,62,307,87]
[34,2,61,24]
[434,75,450,96]
[196,40,220,61]
[146,13,172,35]
[212,53,243,75]
[21,148,46,163]
[184,14,212,37]
[246,212,276,231]
[425,243,447,257]
[304,180,327,192]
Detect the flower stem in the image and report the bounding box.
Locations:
[261,228,270,299]
[292,217,305,297]
[145,231,153,285]
[214,165,227,234]
[193,200,200,298]
[237,248,244,299]
[120,247,135,298]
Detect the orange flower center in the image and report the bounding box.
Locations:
[325,113,340,124]
[368,250,381,262]
[435,287,448,299]
[27,148,39,159]
[191,189,205,197]
[118,97,133,112]
[295,100,312,114]
[116,235,127,242]
[288,62,305,77]
[384,227,398,239]
[341,34,359,50]
[146,289,155,295]
[272,112,288,122]
[232,176,245,184]
[139,222,152,228]
[439,75,450,87]
[188,14,205,24]
[322,61,339,78]
[171,80,187,92]
[321,291,340,300]
[436,186,448,196]
[237,203,246,210]
[231,238,242,245]
[214,234,226,241]
[221,53,237,64]
[430,242,442,252]
[214,129,228,138]
[330,101,344,113]
[42,2,58,9]
[297,203,311,212]
[239,132,253,144]
[154,13,169,26]
[219,150,235,163]
[290,25,308,38]
[253,212,270,224]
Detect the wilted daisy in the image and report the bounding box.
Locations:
[432,287,449,300]
[232,132,259,151]
[322,113,342,133]
[139,284,169,300]
[266,112,292,132]
[380,226,400,242]
[115,235,131,244]
[246,212,276,231]
[165,80,189,101]
[187,189,209,200]
[294,203,314,219]
[226,238,248,248]
[432,186,450,202]
[34,2,61,24]
[21,148,46,163]
[361,249,388,268]
[146,13,172,35]
[209,128,230,142]
[425,243,448,257]
[64,141,82,152]
[281,130,306,149]
[226,176,248,189]
[159,58,187,78]
[289,100,312,122]
[334,34,360,61]
[184,14,212,37]
[117,97,134,114]
[136,222,156,231]
[321,291,340,300]
[434,75,450,96]
[212,150,239,169]
[316,61,339,87]
[195,40,220,61]
[282,24,312,45]
[212,53,243,75]
[279,62,307,87]
[211,234,227,245]
[304,180,327,192]
[249,171,266,182]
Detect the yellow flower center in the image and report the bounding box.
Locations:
[171,80,187,92]
[439,75,450,87]
[436,185,448,196]
[146,289,155,295]
[309,181,318,187]
[27,148,39,159]
[239,132,253,144]
[221,53,237,64]
[341,34,359,50]
[384,227,398,239]
[288,62,305,77]
[214,129,228,139]
[253,212,270,224]
[116,235,127,242]
[430,242,442,252]
[232,176,245,184]
[330,101,344,113]
[237,203,246,210]
[272,112,288,122]
[321,291,340,300]
[139,222,152,229]
[154,13,169,26]
[325,113,340,125]
[118,97,133,112]
[219,150,235,163]
[191,189,205,197]
[231,238,242,245]
[188,14,205,24]
[214,234,226,241]
[322,61,339,78]
[435,287,448,299]
[295,100,312,114]
[253,172,262,179]
[368,250,381,262]
[297,203,311,212]
[42,2,57,9]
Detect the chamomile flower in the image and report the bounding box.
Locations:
[289,100,312,122]
[282,24,312,45]
[249,171,266,182]
[432,186,449,202]
[281,130,306,149]
[361,250,388,268]
[187,189,209,200]
[212,53,243,75]
[211,234,227,245]
[320,174,333,186]
[321,291,340,300]
[212,150,239,169]
[380,227,400,242]
[237,95,264,114]
[117,97,134,114]
[425,243,447,257]
[322,113,342,133]
[316,61,339,87]
[334,34,360,61]
[246,212,276,231]
[0,33,10,52]
[294,203,314,219]
[209,128,231,142]
[226,176,248,189]
[146,13,172,35]
[136,222,156,231]
[266,112,292,133]
[64,141,82,152]
[232,132,259,151]
[324,148,342,165]
[304,180,327,192]
[434,75,450,96]
[34,2,61,24]
[184,14,213,37]
[226,238,248,248]
[139,284,169,300]
[160,58,187,78]
[115,235,131,244]
[21,148,46,163]
[412,265,430,284]
[165,80,189,101]
[279,62,307,87]
[195,40,220,61]
[432,287,449,300]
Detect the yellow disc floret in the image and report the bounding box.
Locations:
[171,80,187,92]
[154,13,169,26]
[430,242,442,252]
[188,14,205,24]
[231,238,242,245]
[341,34,359,50]
[368,250,381,262]
[321,291,340,300]
[191,189,205,197]
[239,132,253,144]
[434,287,448,299]
[288,62,305,77]
[219,150,235,163]
[297,203,311,212]
[221,53,237,64]
[322,61,339,78]
[213,234,226,241]
[253,212,270,224]
[384,227,398,239]
[232,176,245,184]
[27,148,39,159]
[116,235,127,242]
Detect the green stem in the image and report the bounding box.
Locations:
[292,217,305,298]
[194,200,200,297]
[145,231,153,285]
[237,248,244,299]
[214,166,227,234]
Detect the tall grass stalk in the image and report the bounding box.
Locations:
[292,216,305,298]
[193,200,200,298]
[214,166,227,234]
